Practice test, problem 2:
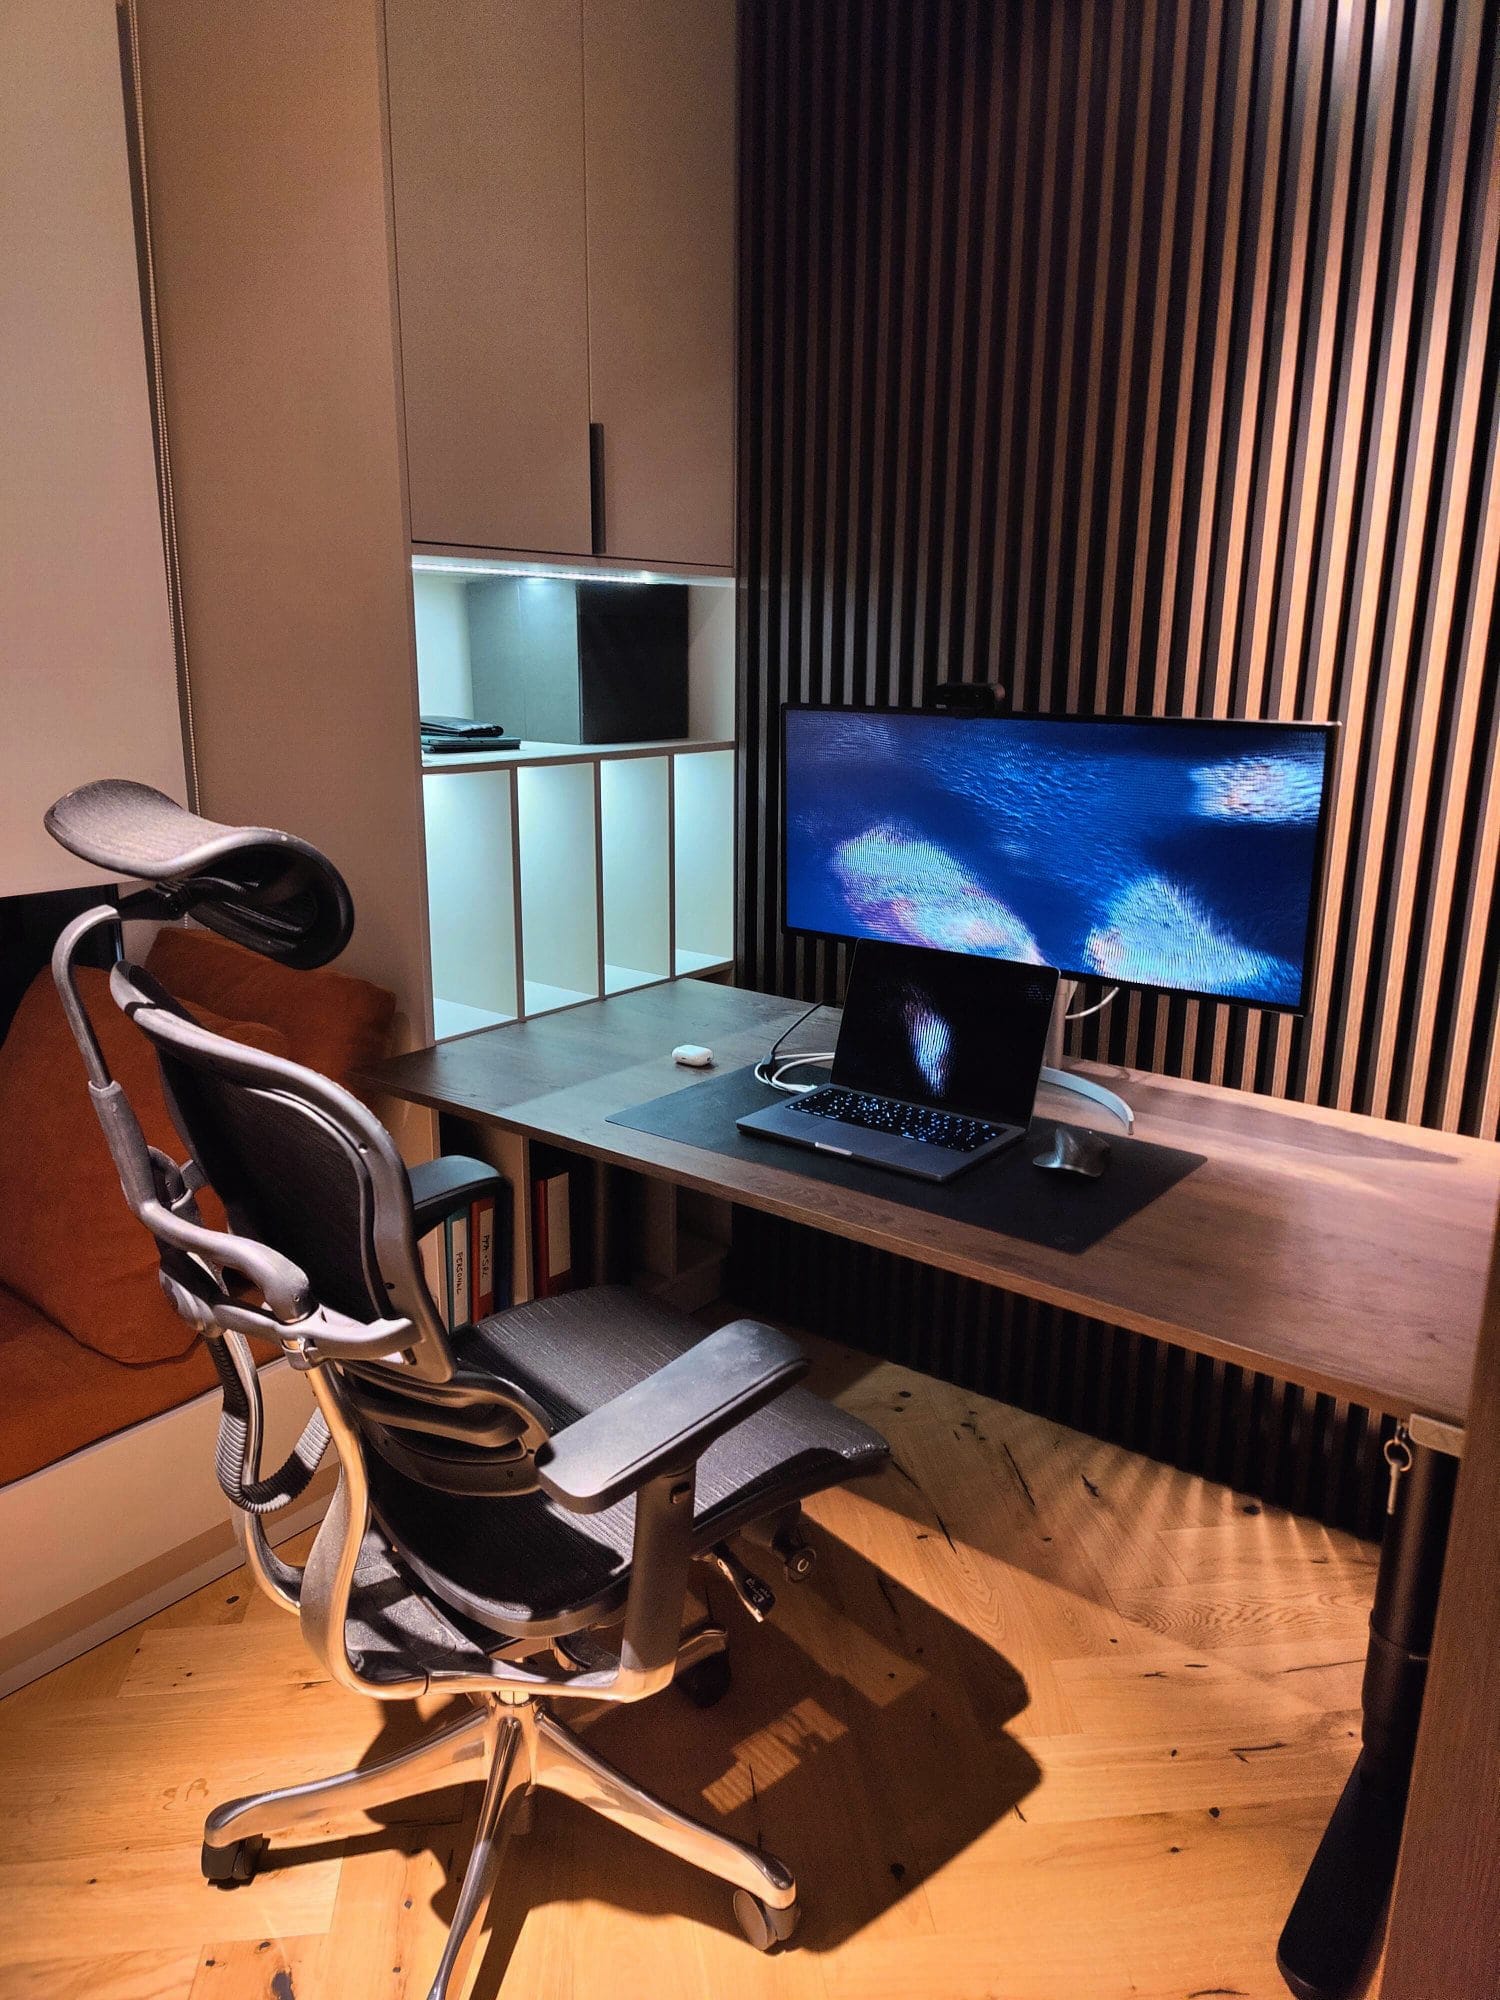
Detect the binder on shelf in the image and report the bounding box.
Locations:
[530,1144,581,1299]
[445,1209,469,1329]
[471,1193,498,1318]
[532,1173,573,1298]
[419,1228,446,1324]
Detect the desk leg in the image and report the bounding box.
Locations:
[1276,1437,1459,1999]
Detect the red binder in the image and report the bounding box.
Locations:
[470,1195,497,1318]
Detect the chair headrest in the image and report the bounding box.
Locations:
[45,779,353,970]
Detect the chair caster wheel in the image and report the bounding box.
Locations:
[733,1889,799,1951]
[201,1836,267,1886]
[677,1651,732,1708]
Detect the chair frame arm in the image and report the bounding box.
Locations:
[301,1324,809,1706]
[409,1155,507,1238]
[534,1319,807,1515]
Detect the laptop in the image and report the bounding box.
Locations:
[737,942,1059,1183]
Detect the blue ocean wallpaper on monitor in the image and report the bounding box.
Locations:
[783,710,1334,1008]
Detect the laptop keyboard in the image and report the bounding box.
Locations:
[790,1087,1005,1153]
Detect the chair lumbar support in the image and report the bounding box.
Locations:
[200,1683,799,1994]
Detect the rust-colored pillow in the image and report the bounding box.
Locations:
[145,925,395,1094]
[0,968,289,1365]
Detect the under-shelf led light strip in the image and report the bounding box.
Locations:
[411,555,730,587]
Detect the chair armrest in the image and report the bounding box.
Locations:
[535,1319,808,1515]
[409,1155,506,1236]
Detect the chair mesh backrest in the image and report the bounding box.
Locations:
[110,967,531,1479]
[156,1047,387,1325]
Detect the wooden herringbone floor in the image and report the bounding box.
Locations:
[0,1336,1377,2000]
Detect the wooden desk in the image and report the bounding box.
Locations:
[371,979,1498,1430]
[371,978,1499,2000]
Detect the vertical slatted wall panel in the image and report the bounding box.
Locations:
[734,0,1500,1533]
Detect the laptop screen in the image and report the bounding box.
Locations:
[832,942,1059,1126]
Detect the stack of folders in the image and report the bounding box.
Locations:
[419,1185,511,1331]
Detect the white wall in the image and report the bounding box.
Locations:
[0,0,186,894]
[687,582,736,740]
[412,571,474,716]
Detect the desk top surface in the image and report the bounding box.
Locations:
[369,981,1500,1428]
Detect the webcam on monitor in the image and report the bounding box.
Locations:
[927,680,1006,718]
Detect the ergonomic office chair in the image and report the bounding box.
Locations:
[44,779,888,2000]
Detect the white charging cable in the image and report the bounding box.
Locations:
[1065,983,1120,1022]
[754,1049,837,1093]
[756,999,836,1093]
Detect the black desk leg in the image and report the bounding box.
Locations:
[1276,1437,1460,2000]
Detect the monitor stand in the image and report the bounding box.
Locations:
[1040,982,1135,1134]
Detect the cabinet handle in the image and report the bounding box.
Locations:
[589,421,606,555]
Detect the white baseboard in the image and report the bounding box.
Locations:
[0,1357,331,1697]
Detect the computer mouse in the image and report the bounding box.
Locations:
[1034,1127,1111,1178]
[672,1044,715,1068]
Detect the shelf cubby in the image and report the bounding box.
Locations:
[600,755,672,994]
[412,562,736,1040]
[672,747,735,974]
[516,760,601,1016]
[423,767,520,1035]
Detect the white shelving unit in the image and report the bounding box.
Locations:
[517,759,600,1016]
[421,739,735,1030]
[673,747,735,975]
[414,562,736,1037]
[600,755,671,994]
[423,767,520,1037]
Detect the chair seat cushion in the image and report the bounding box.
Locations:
[365,1287,887,1638]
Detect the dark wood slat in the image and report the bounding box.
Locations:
[734,0,1499,1531]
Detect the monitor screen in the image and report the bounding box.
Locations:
[783,708,1337,1011]
[834,942,1058,1124]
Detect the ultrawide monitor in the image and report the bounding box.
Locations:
[782,707,1338,1011]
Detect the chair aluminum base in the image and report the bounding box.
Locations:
[202,1668,797,2000]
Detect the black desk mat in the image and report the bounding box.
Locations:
[607,1065,1204,1255]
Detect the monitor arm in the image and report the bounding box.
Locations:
[1039,979,1136,1134]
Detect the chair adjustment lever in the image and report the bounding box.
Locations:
[706,1544,776,1622]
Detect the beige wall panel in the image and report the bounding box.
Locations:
[0,0,185,895]
[135,0,429,1033]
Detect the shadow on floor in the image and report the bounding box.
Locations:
[261,1518,1039,1988]
[805,1339,1155,1606]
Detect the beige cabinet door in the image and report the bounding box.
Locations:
[386,0,593,555]
[583,0,736,569]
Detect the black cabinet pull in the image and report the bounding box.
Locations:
[589,421,606,555]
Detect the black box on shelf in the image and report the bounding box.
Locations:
[468,576,688,744]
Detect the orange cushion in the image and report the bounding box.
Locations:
[0,968,289,1365]
[145,926,395,1094]
[0,1285,277,1488]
